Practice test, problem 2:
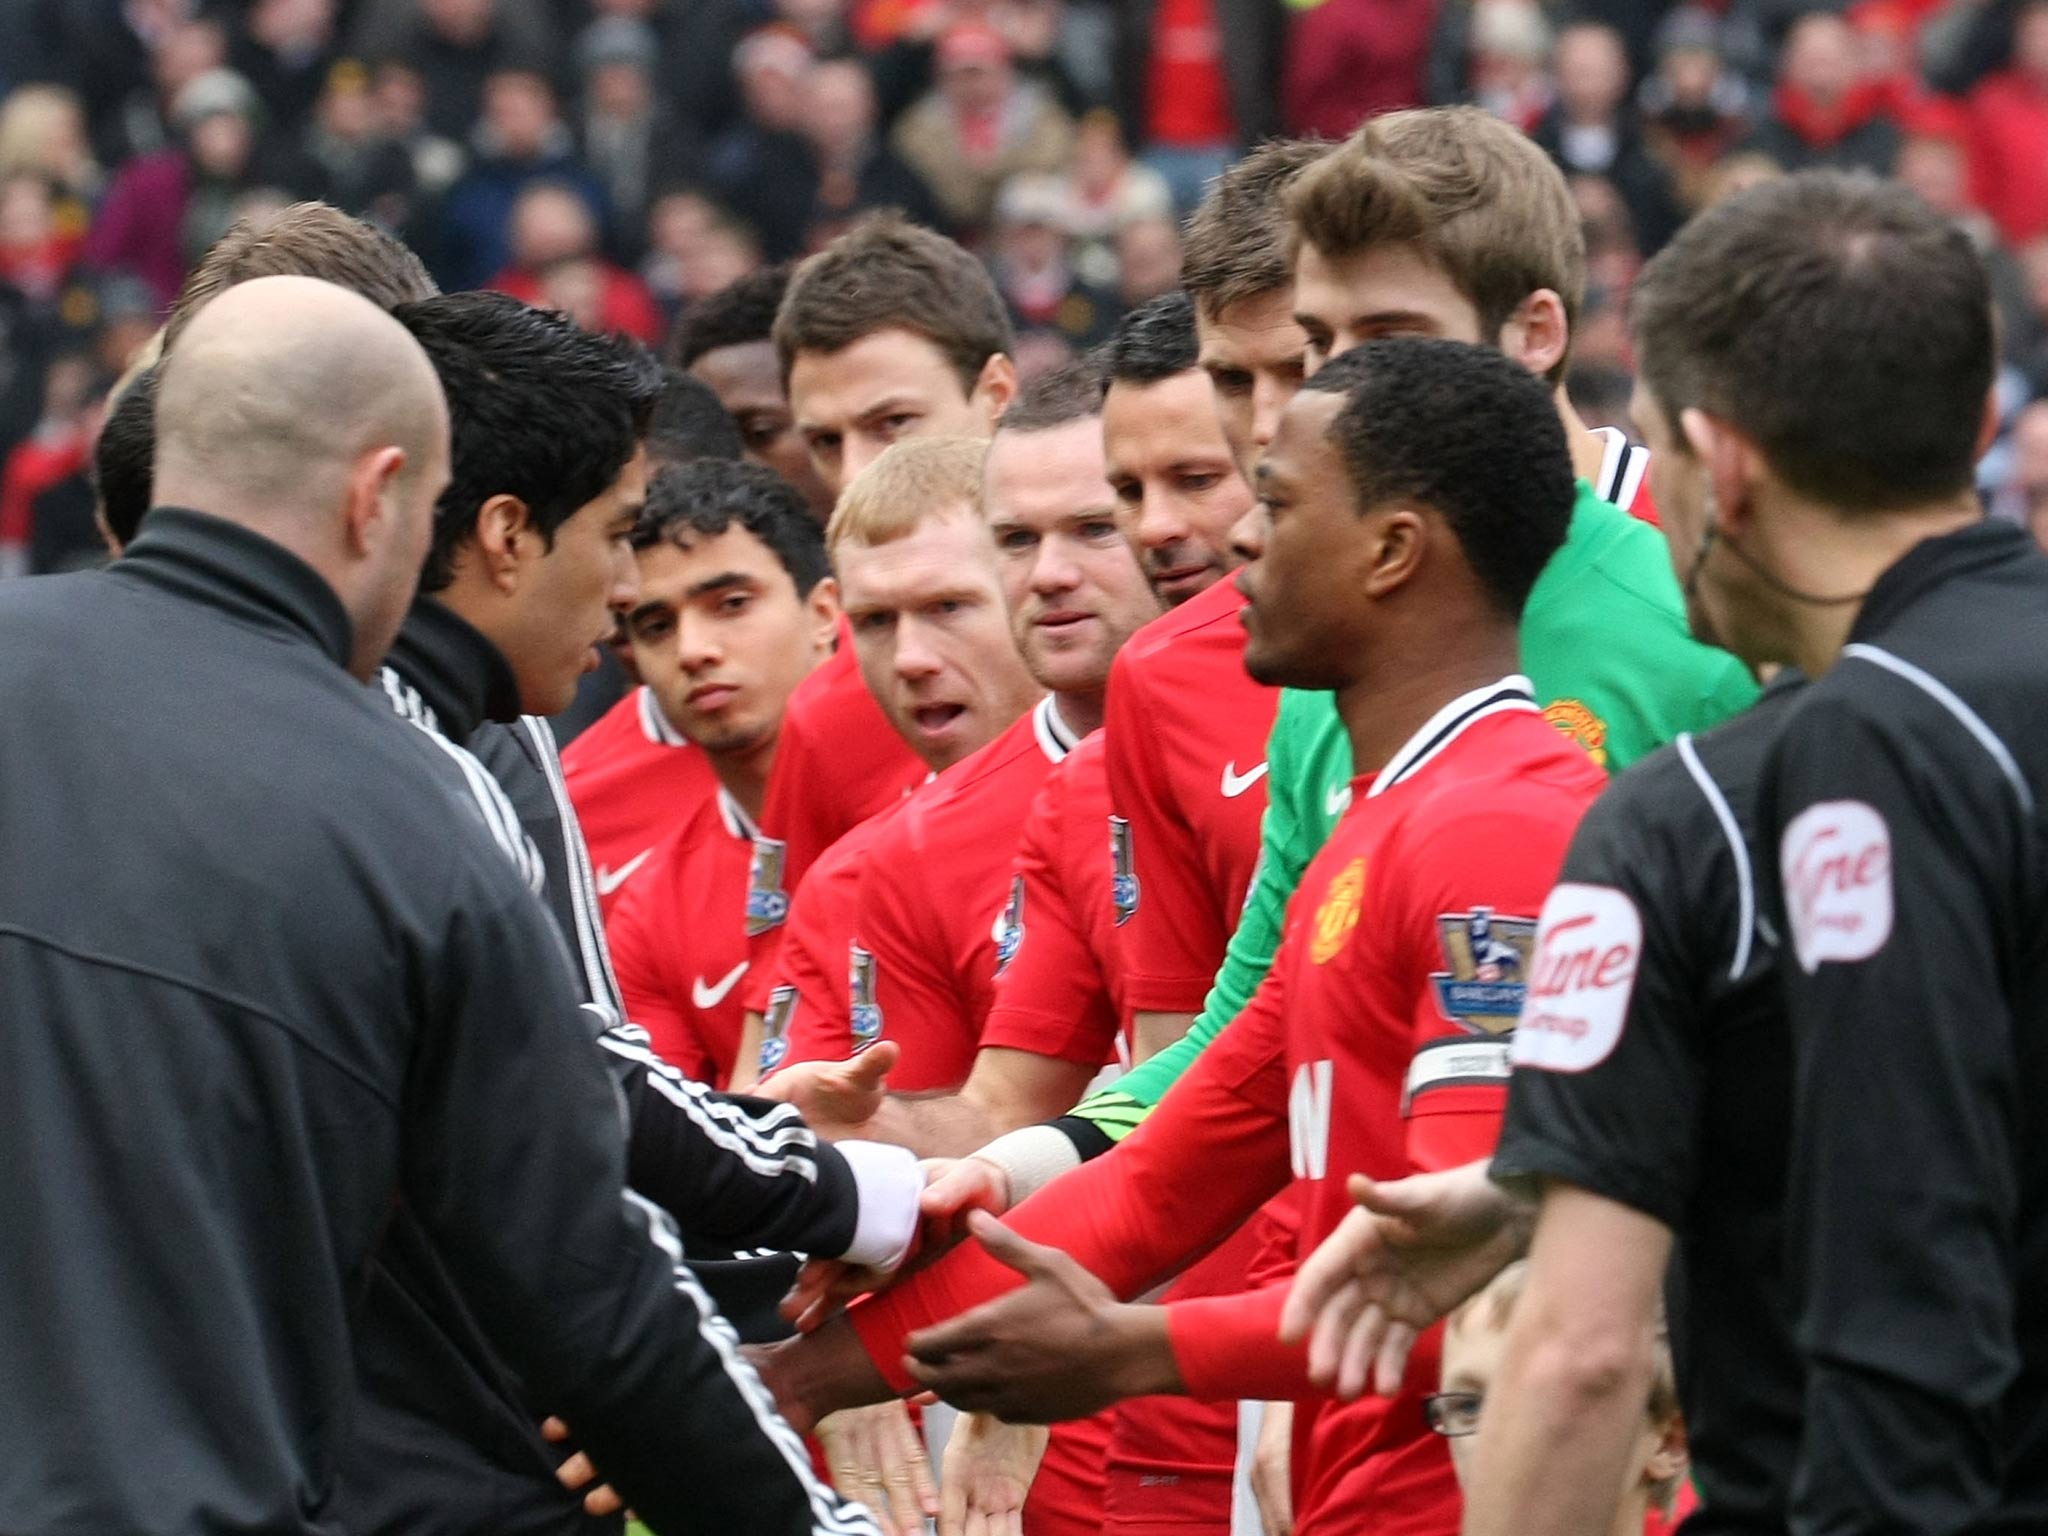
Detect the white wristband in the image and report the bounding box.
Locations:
[975,1124,1082,1207]
[835,1139,923,1269]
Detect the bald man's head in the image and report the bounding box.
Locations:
[153,275,452,677]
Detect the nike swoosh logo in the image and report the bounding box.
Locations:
[1221,760,1270,798]
[596,848,654,896]
[692,961,749,1009]
[1326,783,1352,818]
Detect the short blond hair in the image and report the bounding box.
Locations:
[827,436,989,557]
[1450,1260,1685,1513]
[1286,107,1585,382]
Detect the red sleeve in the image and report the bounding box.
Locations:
[772,879,857,1071]
[855,831,980,1090]
[1166,1282,1309,1400]
[1105,649,1229,1014]
[609,857,718,1085]
[979,772,1119,1066]
[849,961,1295,1392]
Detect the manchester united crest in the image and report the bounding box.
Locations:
[1109,815,1139,926]
[1542,698,1610,768]
[848,944,884,1049]
[746,835,790,937]
[1311,858,1367,964]
[1431,908,1539,1034]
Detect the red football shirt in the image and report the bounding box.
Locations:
[561,685,719,919]
[849,679,1605,1535]
[780,698,1075,1089]
[979,731,1125,1066]
[1106,578,1279,1016]
[608,788,756,1088]
[1591,426,1658,527]
[744,639,926,1014]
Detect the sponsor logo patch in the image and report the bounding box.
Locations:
[1431,907,1538,1034]
[993,876,1025,974]
[758,984,797,1074]
[1511,883,1641,1071]
[1781,799,1892,974]
[1311,857,1367,964]
[1109,815,1140,926]
[745,836,790,937]
[848,944,884,1049]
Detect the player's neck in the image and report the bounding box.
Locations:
[711,736,776,822]
[1557,391,1606,486]
[1052,689,1104,740]
[1336,632,1523,783]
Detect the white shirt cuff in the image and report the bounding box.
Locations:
[836,1139,924,1269]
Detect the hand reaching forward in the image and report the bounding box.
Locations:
[939,1413,1049,1536]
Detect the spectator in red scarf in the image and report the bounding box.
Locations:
[1969,0,2048,245]
[1743,9,1901,174]
[489,179,662,341]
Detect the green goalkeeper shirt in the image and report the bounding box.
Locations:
[1066,481,1759,1144]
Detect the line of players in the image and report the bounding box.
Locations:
[560,106,1759,1536]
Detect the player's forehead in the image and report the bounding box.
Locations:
[1293,240,1481,335]
[985,422,1112,523]
[1197,287,1305,368]
[691,338,782,402]
[1103,369,1235,470]
[789,327,971,427]
[837,511,996,606]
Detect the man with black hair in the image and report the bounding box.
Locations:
[92,364,157,552]
[672,264,832,516]
[336,290,920,1536]
[753,340,1605,1536]
[608,461,839,1087]
[648,367,747,467]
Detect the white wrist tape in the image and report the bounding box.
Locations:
[975,1124,1082,1207]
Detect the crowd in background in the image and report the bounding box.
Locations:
[13,0,2048,574]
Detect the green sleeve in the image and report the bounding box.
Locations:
[1067,691,1321,1139]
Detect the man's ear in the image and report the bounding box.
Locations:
[973,353,1019,425]
[1359,506,1426,599]
[342,445,408,559]
[1680,407,1753,542]
[806,575,841,656]
[1644,1409,1690,1490]
[1500,289,1570,381]
[471,493,534,593]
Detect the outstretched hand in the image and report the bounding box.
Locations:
[753,1041,900,1137]
[1278,1162,1529,1399]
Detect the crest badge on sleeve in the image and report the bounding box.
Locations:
[1109,816,1140,926]
[745,836,790,937]
[1431,907,1539,1034]
[848,945,884,1049]
[993,876,1026,974]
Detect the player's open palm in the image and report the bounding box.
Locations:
[1280,1163,1530,1400]
[817,1400,939,1536]
[938,1412,1048,1536]
[755,1042,899,1136]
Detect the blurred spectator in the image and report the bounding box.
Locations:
[576,18,701,263]
[1053,108,1173,286]
[796,58,943,249]
[347,0,556,142]
[1533,22,1685,251]
[0,86,104,212]
[94,15,228,167]
[580,0,751,144]
[300,60,419,232]
[988,172,1117,350]
[704,24,815,256]
[1996,397,2048,541]
[1896,98,2036,348]
[438,69,606,289]
[491,181,662,341]
[1112,0,1281,211]
[1282,0,1437,140]
[1570,173,1642,375]
[1968,0,2048,245]
[1115,213,1183,306]
[85,275,161,380]
[1698,147,1787,204]
[370,59,467,201]
[640,186,763,326]
[85,68,298,307]
[229,0,339,137]
[1463,0,1557,133]
[892,22,1075,234]
[1744,9,1902,173]
[1639,7,1753,211]
[0,174,85,306]
[0,349,98,579]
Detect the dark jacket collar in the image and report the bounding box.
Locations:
[383,597,523,741]
[1850,518,2032,643]
[119,507,354,668]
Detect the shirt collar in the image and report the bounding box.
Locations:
[1032,695,1082,762]
[382,597,522,742]
[1367,675,1538,799]
[717,785,762,842]
[1849,518,2030,644]
[638,684,689,746]
[117,507,354,669]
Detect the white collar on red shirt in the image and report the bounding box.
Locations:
[1368,675,1538,800]
[1032,695,1084,762]
[716,785,762,843]
[1590,425,1650,513]
[638,685,689,747]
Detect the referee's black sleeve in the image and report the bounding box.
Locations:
[405,875,877,1536]
[1768,691,2020,1536]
